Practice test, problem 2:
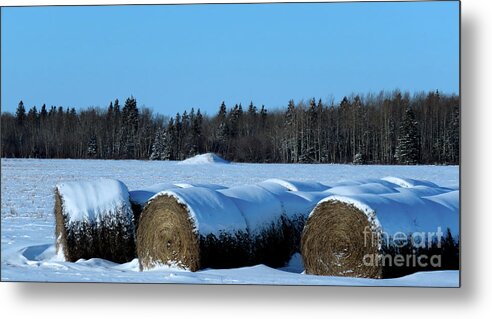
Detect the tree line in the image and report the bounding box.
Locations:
[1,90,459,164]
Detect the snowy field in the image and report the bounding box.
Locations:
[1,158,459,286]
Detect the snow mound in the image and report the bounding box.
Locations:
[178,153,230,165]
[56,178,131,223]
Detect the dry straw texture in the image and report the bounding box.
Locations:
[301,201,381,278]
[136,194,251,271]
[301,199,460,278]
[136,195,200,271]
[54,190,136,263]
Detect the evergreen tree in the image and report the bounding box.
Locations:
[48,106,56,117]
[121,96,139,158]
[27,106,38,122]
[259,105,267,128]
[181,110,191,156]
[285,100,295,126]
[15,101,26,125]
[150,128,165,160]
[228,104,242,138]
[107,101,114,119]
[216,102,229,154]
[307,98,318,161]
[112,99,121,158]
[114,99,120,113]
[190,108,203,156]
[87,135,97,157]
[174,112,183,159]
[40,104,48,120]
[166,117,177,160]
[69,108,77,117]
[247,101,257,136]
[284,100,297,162]
[353,152,366,165]
[395,107,420,164]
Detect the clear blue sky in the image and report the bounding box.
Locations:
[1,1,459,116]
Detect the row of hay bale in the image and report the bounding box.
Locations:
[135,179,331,271]
[54,177,459,278]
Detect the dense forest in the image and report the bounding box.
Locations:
[1,90,459,164]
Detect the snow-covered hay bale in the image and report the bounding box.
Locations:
[136,187,250,271]
[129,182,226,231]
[54,179,135,263]
[218,185,295,267]
[301,189,459,278]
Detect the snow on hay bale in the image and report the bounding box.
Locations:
[136,187,249,271]
[54,179,135,263]
[301,188,459,279]
[381,176,438,188]
[262,178,329,192]
[129,182,226,231]
[174,183,226,190]
[330,177,395,187]
[218,185,294,267]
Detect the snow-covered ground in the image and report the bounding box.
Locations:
[1,158,459,286]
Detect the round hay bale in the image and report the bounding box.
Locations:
[55,179,135,263]
[301,200,382,278]
[301,189,459,278]
[136,187,249,271]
